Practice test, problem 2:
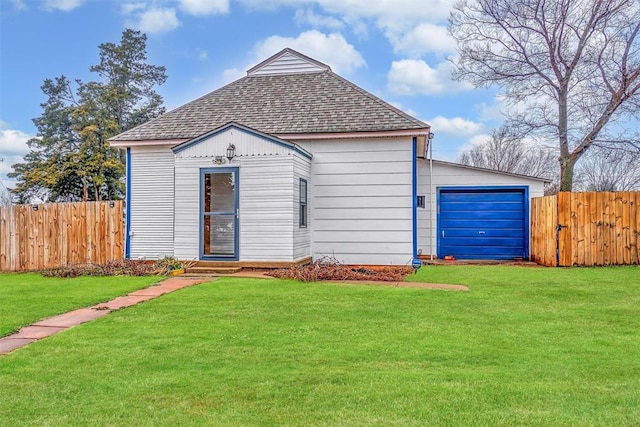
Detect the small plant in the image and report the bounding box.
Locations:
[153,257,195,275]
[268,257,413,282]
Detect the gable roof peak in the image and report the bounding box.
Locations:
[247,48,331,76]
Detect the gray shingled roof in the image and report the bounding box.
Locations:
[110,70,428,142]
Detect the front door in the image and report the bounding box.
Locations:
[201,168,239,260]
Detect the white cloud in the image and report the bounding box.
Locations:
[391,23,457,57]
[239,0,455,29]
[12,0,28,11]
[294,8,344,31]
[467,133,491,146]
[134,7,181,34]
[387,59,472,95]
[0,129,32,189]
[454,133,491,158]
[220,67,243,82]
[179,0,229,15]
[121,2,146,15]
[388,101,420,119]
[429,116,485,137]
[475,101,504,122]
[252,30,365,75]
[196,48,208,61]
[0,129,32,155]
[43,0,83,11]
[387,59,445,95]
[239,0,458,52]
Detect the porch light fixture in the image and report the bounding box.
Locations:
[226,144,236,162]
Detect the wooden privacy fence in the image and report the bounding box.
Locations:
[531,192,639,266]
[0,201,124,272]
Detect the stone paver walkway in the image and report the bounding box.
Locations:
[0,277,205,356]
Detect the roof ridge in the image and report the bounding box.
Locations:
[326,71,429,129]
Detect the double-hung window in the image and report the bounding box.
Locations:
[299,178,307,227]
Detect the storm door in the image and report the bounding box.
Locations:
[201,168,238,260]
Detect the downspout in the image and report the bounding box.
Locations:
[429,132,434,261]
[412,136,418,260]
[125,147,131,260]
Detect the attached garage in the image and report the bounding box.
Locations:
[437,187,528,260]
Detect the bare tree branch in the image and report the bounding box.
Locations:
[450,0,640,190]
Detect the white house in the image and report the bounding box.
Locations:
[109,48,546,266]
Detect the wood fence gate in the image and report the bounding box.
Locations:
[531,192,639,266]
[0,201,124,272]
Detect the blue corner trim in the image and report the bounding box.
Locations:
[436,189,441,259]
[125,147,131,260]
[172,122,313,160]
[412,136,418,259]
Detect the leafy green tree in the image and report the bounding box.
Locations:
[10,29,167,202]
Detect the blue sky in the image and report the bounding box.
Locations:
[0,0,505,189]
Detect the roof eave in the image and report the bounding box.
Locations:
[109,138,190,148]
[430,159,551,183]
[275,128,431,141]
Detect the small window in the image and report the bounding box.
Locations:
[299,178,307,227]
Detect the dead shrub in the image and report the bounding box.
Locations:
[268,257,413,282]
[41,257,199,278]
[41,259,158,278]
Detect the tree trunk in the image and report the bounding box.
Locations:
[559,155,578,191]
[82,177,89,202]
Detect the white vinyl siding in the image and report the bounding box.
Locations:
[416,160,546,258]
[297,138,414,265]
[293,156,312,260]
[176,128,296,158]
[239,156,294,261]
[128,145,175,260]
[249,51,328,76]
[173,126,312,262]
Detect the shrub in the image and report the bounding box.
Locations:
[41,259,157,278]
[268,257,413,282]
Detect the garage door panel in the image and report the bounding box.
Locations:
[440,210,525,220]
[440,193,524,203]
[443,229,524,238]
[438,188,527,260]
[442,237,525,247]
[440,219,524,229]
[440,201,524,212]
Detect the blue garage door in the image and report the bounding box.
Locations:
[438,188,527,260]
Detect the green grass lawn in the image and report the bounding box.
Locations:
[0,273,161,337]
[1,266,639,425]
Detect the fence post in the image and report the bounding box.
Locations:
[557,192,571,267]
